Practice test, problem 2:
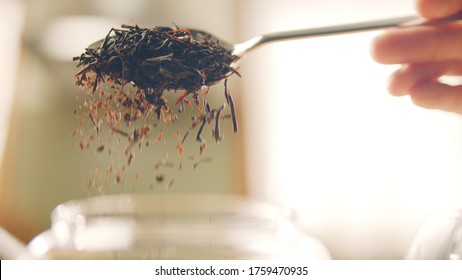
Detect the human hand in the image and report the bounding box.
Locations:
[370,0,462,113]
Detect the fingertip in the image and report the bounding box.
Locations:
[408,81,462,113]
[386,65,421,97]
[386,68,408,97]
[370,28,413,64]
[369,32,391,64]
[408,82,440,109]
[369,34,382,62]
[409,91,433,110]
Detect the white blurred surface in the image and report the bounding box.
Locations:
[239,0,462,258]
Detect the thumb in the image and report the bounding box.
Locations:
[416,0,462,19]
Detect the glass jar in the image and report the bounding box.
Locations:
[27,193,330,259]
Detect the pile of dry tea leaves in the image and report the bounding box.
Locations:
[72,24,240,193]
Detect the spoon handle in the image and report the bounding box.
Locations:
[233,13,462,57]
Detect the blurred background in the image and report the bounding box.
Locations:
[1,0,462,259]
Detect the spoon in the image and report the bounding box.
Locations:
[189,13,462,61]
[79,13,462,93]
